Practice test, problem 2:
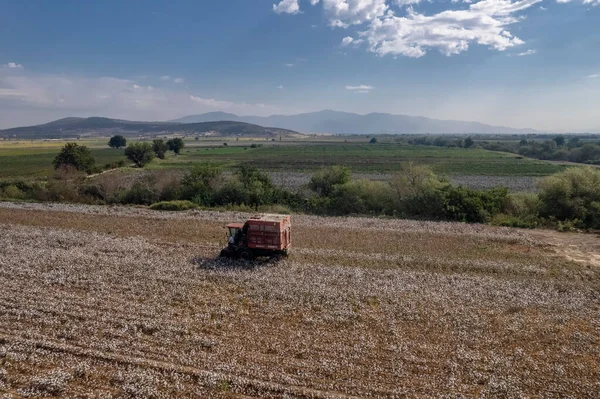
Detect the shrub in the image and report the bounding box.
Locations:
[309,166,351,197]
[179,164,222,205]
[150,200,198,211]
[390,163,442,199]
[538,167,600,229]
[182,164,222,187]
[213,178,248,206]
[120,182,156,205]
[328,179,395,215]
[125,142,155,168]
[52,143,95,173]
[399,185,508,223]
[503,192,540,219]
[0,184,26,200]
[491,214,539,229]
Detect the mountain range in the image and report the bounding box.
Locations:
[170,110,538,134]
[0,117,298,139]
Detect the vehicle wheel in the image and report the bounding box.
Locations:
[239,250,253,261]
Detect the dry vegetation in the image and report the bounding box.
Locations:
[0,202,599,398]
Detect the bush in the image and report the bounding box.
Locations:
[0,184,26,200]
[120,182,156,205]
[503,192,540,219]
[179,164,222,205]
[390,163,442,199]
[125,142,155,168]
[150,200,198,211]
[538,167,600,229]
[53,143,95,173]
[491,214,539,229]
[309,166,351,197]
[328,179,395,216]
[400,185,508,223]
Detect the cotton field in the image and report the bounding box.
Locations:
[0,202,599,398]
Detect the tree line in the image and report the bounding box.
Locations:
[406,134,600,165]
[4,143,600,230]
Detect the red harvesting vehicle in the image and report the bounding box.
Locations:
[220,214,291,260]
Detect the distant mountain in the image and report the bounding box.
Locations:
[171,110,537,134]
[0,117,299,139]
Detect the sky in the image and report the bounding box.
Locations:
[0,0,599,132]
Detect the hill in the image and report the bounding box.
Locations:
[171,110,538,134]
[0,117,299,139]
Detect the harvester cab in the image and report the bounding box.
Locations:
[220,214,291,260]
[226,223,244,246]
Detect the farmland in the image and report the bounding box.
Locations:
[0,138,566,181]
[0,202,599,398]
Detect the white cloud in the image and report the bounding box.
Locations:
[277,85,285,89]
[284,63,295,67]
[319,0,389,27]
[395,0,424,5]
[588,74,600,78]
[160,75,171,80]
[341,36,364,46]
[346,84,374,93]
[273,0,301,14]
[6,62,23,69]
[173,78,184,83]
[360,0,540,58]
[556,0,599,4]
[515,49,537,56]
[276,0,541,58]
[341,36,354,46]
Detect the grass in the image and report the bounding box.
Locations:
[0,138,566,180]
[0,146,127,178]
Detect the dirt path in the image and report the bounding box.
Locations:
[528,229,600,267]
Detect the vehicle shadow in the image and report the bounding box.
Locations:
[191,255,283,271]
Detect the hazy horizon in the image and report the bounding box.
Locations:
[1,0,599,132]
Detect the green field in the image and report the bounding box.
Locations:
[0,138,566,180]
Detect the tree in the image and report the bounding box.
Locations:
[125,142,155,167]
[167,138,184,154]
[553,135,565,147]
[108,135,127,149]
[567,137,581,149]
[152,139,169,159]
[309,166,351,197]
[369,137,378,144]
[52,143,95,172]
[464,137,474,148]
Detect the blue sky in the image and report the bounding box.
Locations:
[1,0,599,131]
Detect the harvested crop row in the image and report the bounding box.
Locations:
[0,214,599,398]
